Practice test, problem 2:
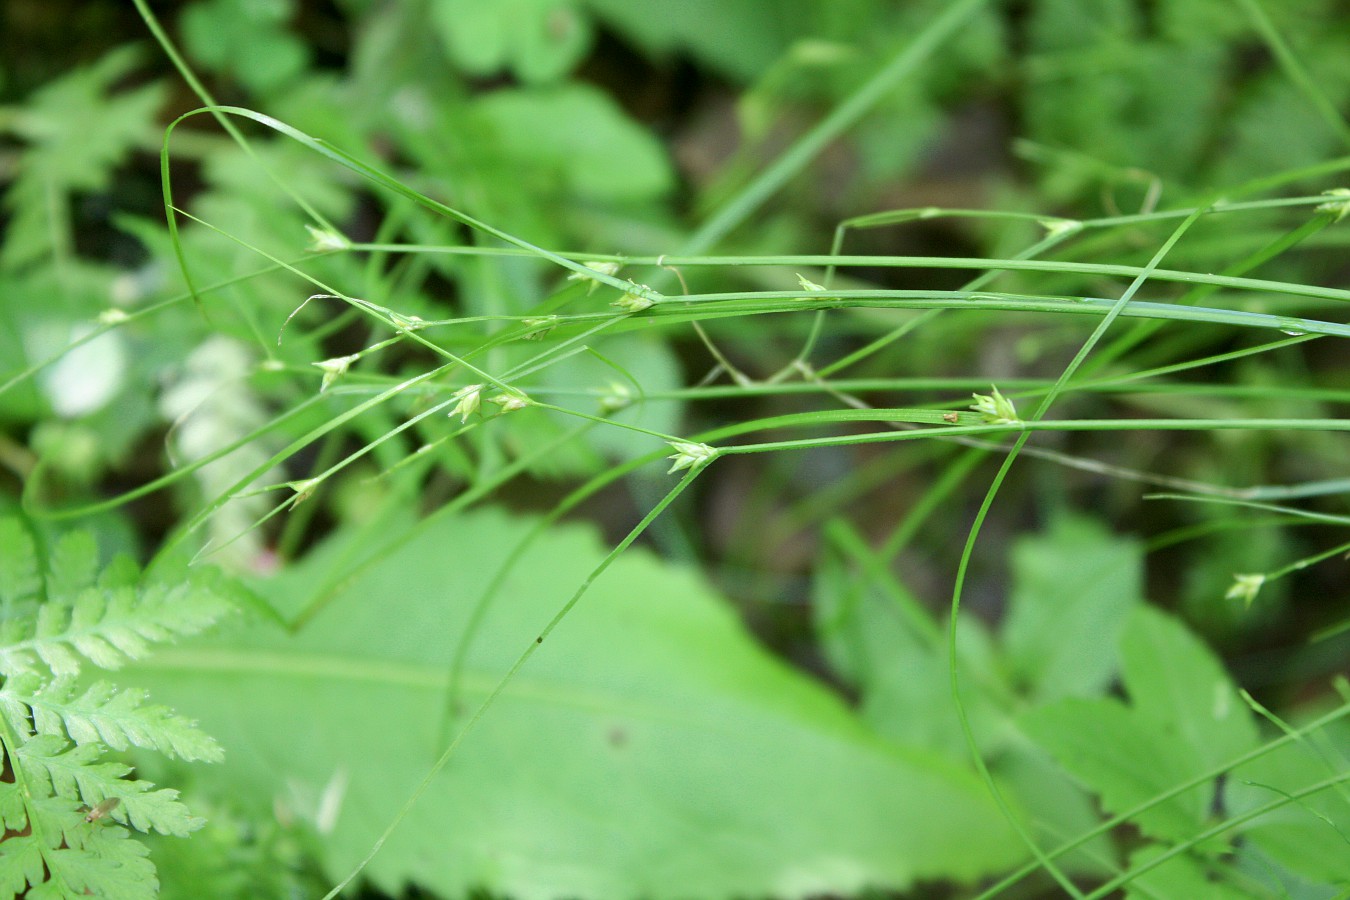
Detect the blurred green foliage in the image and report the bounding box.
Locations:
[2,0,1349,896]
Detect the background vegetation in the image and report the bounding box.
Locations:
[1,0,1348,897]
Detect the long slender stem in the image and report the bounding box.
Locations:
[675,0,992,257]
[321,462,709,899]
[947,205,1211,897]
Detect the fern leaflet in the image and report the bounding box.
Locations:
[0,517,235,897]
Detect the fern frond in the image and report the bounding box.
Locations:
[43,531,100,606]
[0,519,41,621]
[0,817,45,896]
[43,831,157,900]
[0,671,42,735]
[0,575,232,678]
[17,736,204,838]
[9,676,225,762]
[0,516,234,897]
[0,768,158,899]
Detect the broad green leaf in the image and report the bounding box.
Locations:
[1020,697,1210,843]
[813,532,1008,758]
[583,0,812,82]
[430,0,592,84]
[1002,514,1143,701]
[1228,715,1350,883]
[1,742,163,898]
[813,522,1114,875]
[1026,0,1140,51]
[0,273,48,424]
[1212,7,1350,187]
[1119,606,1259,772]
[0,518,228,896]
[1036,41,1225,183]
[0,519,41,615]
[0,518,228,679]
[45,531,100,604]
[1123,842,1263,900]
[472,84,673,203]
[0,575,233,678]
[1156,0,1251,42]
[198,139,354,223]
[992,744,1118,879]
[127,507,1024,897]
[0,821,43,896]
[1021,607,1277,852]
[42,830,157,900]
[181,0,310,94]
[1233,836,1350,899]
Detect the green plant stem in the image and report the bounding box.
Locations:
[292,420,599,631]
[1085,770,1350,899]
[0,255,321,401]
[0,722,77,895]
[321,462,709,899]
[326,366,1350,407]
[1238,0,1350,148]
[823,519,941,648]
[1239,691,1350,808]
[132,0,332,229]
[22,393,328,521]
[435,446,666,741]
[674,0,991,257]
[160,107,645,298]
[627,296,1350,340]
[973,702,1350,899]
[948,205,1210,898]
[1081,211,1333,377]
[881,447,987,560]
[152,363,457,571]
[639,255,1350,303]
[273,431,344,560]
[1145,494,1350,527]
[717,417,1350,454]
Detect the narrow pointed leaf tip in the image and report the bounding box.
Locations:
[389,311,428,332]
[286,478,323,504]
[796,273,827,292]
[795,272,836,301]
